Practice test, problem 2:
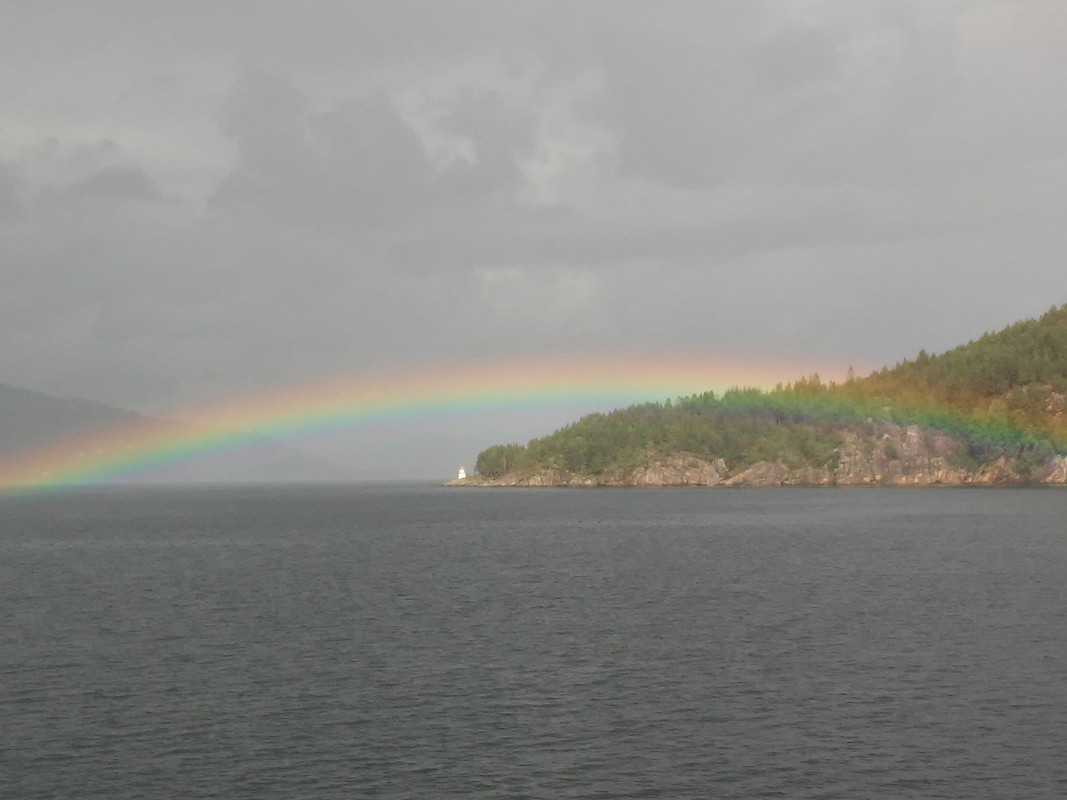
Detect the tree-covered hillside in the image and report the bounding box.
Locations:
[838,303,1067,436]
[475,304,1067,480]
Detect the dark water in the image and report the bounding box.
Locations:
[2,485,1066,798]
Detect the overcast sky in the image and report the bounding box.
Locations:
[3,1,1067,477]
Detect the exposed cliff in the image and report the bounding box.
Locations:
[451,423,1067,488]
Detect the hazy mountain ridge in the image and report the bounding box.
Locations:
[0,382,346,484]
[463,304,1067,487]
[0,382,143,457]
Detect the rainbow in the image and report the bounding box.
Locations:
[0,355,834,492]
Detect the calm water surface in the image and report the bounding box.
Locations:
[2,485,1065,798]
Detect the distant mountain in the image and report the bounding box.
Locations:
[463,304,1067,487]
[0,382,347,484]
[0,382,144,455]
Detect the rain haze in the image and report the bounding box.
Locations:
[3,1,1067,479]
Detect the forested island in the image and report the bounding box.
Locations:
[453,304,1067,487]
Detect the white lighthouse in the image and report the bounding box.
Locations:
[457,466,467,480]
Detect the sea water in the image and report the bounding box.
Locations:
[2,485,1065,798]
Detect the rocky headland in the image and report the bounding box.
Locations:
[448,423,1067,488]
[453,305,1067,489]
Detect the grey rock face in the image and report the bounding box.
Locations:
[456,423,1066,488]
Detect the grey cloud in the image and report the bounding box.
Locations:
[436,87,537,199]
[2,2,1067,477]
[212,69,544,230]
[748,26,841,95]
[212,70,435,228]
[586,4,1061,195]
[69,164,162,201]
[385,173,1039,276]
[0,161,26,219]
[594,42,749,189]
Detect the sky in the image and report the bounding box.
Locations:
[3,1,1067,478]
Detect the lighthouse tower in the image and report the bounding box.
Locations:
[457,466,467,480]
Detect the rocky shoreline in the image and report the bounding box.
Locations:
[447,424,1067,488]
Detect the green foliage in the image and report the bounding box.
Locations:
[475,304,1067,478]
[840,302,1067,441]
[475,443,527,477]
